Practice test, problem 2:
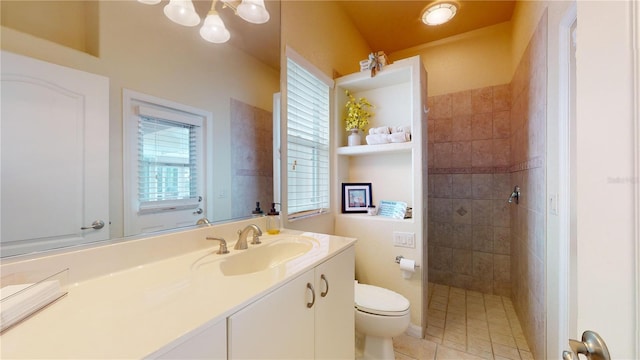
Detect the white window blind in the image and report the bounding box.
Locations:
[137,116,199,212]
[286,56,330,217]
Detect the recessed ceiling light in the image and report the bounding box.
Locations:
[422,3,457,26]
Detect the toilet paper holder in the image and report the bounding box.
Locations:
[395,256,420,267]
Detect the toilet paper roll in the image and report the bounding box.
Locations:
[399,258,416,279]
[399,258,416,272]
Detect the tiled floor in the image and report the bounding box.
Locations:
[393,283,533,360]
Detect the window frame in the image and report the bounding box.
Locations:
[284,47,334,221]
[122,89,211,236]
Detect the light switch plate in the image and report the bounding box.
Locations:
[393,231,415,248]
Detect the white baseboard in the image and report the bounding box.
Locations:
[405,323,423,338]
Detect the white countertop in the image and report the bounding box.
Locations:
[0,230,356,359]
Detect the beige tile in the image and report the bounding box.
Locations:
[434,118,453,143]
[492,84,511,112]
[443,328,467,346]
[446,313,466,328]
[452,90,473,116]
[437,345,486,360]
[393,334,437,360]
[395,351,416,360]
[514,335,530,351]
[519,350,533,360]
[493,110,511,139]
[467,317,489,330]
[452,115,473,141]
[426,325,445,340]
[472,200,493,225]
[442,340,468,353]
[471,139,493,167]
[488,323,513,337]
[433,142,453,168]
[471,87,493,114]
[467,326,491,342]
[467,337,494,359]
[491,333,517,348]
[472,113,493,140]
[425,333,444,344]
[492,343,521,360]
[431,94,453,119]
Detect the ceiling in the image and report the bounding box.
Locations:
[195,1,515,70]
[338,0,516,54]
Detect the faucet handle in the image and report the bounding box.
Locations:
[251,233,261,245]
[206,236,229,254]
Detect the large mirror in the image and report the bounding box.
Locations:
[0,0,280,257]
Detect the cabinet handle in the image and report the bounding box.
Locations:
[320,274,329,297]
[306,283,315,308]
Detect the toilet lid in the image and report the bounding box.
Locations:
[354,283,410,316]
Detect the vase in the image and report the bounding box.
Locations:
[347,129,361,146]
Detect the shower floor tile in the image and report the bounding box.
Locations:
[393,283,532,360]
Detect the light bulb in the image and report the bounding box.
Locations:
[237,0,270,24]
[422,3,457,26]
[163,0,200,27]
[199,12,230,43]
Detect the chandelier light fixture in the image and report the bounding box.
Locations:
[421,2,457,26]
[138,0,270,43]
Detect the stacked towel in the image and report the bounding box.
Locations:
[365,134,390,145]
[1,280,62,331]
[365,124,412,145]
[368,126,391,135]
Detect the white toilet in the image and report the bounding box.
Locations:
[354,282,410,360]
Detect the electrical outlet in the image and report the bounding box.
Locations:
[393,231,415,248]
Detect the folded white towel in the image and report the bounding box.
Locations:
[366,134,390,145]
[392,125,412,134]
[388,132,411,143]
[368,126,391,135]
[1,280,62,331]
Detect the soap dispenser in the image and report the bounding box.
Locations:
[266,203,281,235]
[252,202,264,217]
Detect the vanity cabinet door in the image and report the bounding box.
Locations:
[314,246,355,360]
[228,270,315,359]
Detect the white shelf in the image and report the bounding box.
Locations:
[336,142,413,156]
[336,213,415,223]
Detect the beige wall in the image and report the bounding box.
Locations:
[392,22,513,97]
[1,1,280,237]
[281,0,371,79]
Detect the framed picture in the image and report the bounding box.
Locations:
[341,183,372,213]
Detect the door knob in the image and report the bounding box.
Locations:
[562,330,611,360]
[81,220,105,230]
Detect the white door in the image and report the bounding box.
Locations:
[549,1,639,359]
[1,51,109,257]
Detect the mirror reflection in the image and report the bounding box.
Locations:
[0,0,280,257]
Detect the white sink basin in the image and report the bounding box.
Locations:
[192,236,317,276]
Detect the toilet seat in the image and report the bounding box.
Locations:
[355,283,410,316]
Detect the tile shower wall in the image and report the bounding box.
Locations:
[427,84,513,297]
[509,11,547,360]
[230,98,274,219]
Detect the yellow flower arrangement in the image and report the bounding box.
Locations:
[344,90,374,131]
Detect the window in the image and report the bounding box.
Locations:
[285,49,332,218]
[123,90,210,236]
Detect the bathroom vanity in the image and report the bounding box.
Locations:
[0,218,356,359]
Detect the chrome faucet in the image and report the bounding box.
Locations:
[235,224,263,250]
[206,236,229,254]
